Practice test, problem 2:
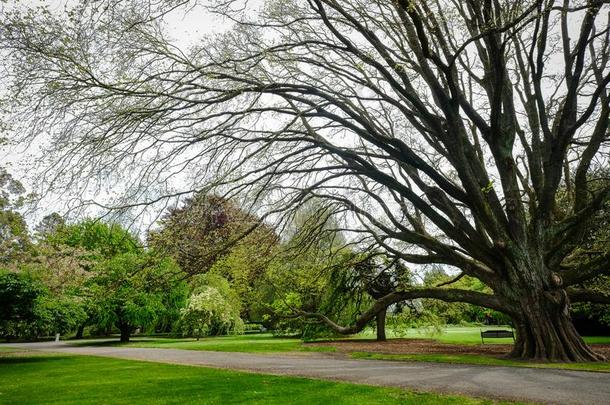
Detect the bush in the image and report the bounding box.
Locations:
[179,286,245,338]
[0,270,87,339]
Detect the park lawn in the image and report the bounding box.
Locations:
[77,327,516,352]
[0,353,518,405]
[79,334,336,353]
[351,352,610,373]
[76,326,610,355]
[355,326,610,345]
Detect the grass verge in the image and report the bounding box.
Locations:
[0,353,519,404]
[77,334,335,353]
[351,352,610,372]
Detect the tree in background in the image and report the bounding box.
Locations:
[31,219,188,341]
[149,193,277,320]
[0,271,42,339]
[0,168,31,264]
[421,267,510,326]
[0,270,87,340]
[178,274,244,339]
[88,252,184,342]
[44,219,139,260]
[266,202,382,338]
[34,213,66,240]
[568,181,610,335]
[36,219,142,338]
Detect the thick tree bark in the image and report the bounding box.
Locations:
[119,324,131,343]
[75,325,84,339]
[500,270,605,362]
[376,309,387,342]
[509,300,604,362]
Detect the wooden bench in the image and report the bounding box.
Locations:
[480,329,514,344]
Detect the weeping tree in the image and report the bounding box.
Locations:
[1,0,610,361]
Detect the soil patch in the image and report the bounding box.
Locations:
[307,338,610,358]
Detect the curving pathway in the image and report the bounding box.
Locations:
[4,340,610,405]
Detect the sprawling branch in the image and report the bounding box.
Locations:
[568,288,610,305]
[562,251,610,286]
[299,287,510,335]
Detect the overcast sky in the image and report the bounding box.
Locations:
[1,0,236,228]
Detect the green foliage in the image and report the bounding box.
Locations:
[0,270,43,336]
[0,168,31,264]
[0,270,86,338]
[266,250,336,336]
[421,268,510,326]
[0,210,31,264]
[32,294,87,336]
[34,212,65,239]
[33,220,188,339]
[208,240,275,321]
[87,252,184,338]
[0,354,496,405]
[265,203,374,338]
[149,193,277,321]
[44,219,139,259]
[179,274,244,337]
[155,278,189,334]
[572,275,610,334]
[387,307,444,335]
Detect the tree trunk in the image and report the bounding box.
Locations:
[376,309,387,342]
[75,325,84,339]
[506,286,604,362]
[119,325,131,343]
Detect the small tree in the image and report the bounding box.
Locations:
[32,295,87,338]
[88,252,181,342]
[179,275,244,339]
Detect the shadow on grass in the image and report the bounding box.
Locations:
[71,339,128,347]
[0,355,72,365]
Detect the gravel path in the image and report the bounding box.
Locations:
[4,340,610,405]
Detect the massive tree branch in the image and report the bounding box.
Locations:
[568,288,610,305]
[298,287,510,335]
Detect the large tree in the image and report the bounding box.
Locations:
[1,0,610,361]
[88,252,182,342]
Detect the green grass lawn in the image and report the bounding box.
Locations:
[0,353,517,405]
[69,327,610,374]
[98,327,609,352]
[78,334,335,353]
